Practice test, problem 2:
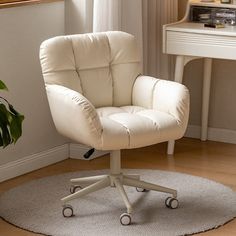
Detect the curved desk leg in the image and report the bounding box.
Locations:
[169,56,212,154]
[174,55,185,83]
[167,56,185,155]
[201,58,212,141]
[167,140,175,155]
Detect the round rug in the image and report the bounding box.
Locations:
[0,169,236,236]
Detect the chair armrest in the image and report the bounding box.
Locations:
[132,75,190,127]
[46,84,103,148]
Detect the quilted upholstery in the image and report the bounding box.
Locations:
[40,31,141,108]
[97,106,183,150]
[40,31,189,150]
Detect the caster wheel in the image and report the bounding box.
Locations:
[165,197,172,208]
[120,213,131,226]
[165,197,179,209]
[62,205,74,217]
[136,187,148,192]
[70,185,82,194]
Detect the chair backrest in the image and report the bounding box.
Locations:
[40,31,141,108]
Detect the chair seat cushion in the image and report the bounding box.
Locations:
[96,106,183,150]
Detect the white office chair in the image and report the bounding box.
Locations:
[40,31,189,225]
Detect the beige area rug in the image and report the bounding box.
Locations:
[0,169,236,236]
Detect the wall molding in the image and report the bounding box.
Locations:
[0,144,69,183]
[0,143,109,182]
[185,125,236,144]
[69,143,109,160]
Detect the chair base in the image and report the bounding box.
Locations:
[61,150,178,225]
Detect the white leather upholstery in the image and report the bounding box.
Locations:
[133,76,189,131]
[97,106,184,150]
[40,31,141,108]
[46,84,103,148]
[40,31,189,151]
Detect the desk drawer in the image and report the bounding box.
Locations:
[166,30,236,60]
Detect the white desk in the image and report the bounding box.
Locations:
[163,0,236,152]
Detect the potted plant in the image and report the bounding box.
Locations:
[0,80,24,148]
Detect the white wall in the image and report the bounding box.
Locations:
[0,1,67,165]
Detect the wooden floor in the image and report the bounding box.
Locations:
[0,138,236,236]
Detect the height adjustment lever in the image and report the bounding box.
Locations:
[83,148,95,159]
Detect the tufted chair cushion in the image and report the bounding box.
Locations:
[40,31,141,108]
[40,31,189,151]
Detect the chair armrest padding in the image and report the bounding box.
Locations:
[132,75,190,129]
[46,85,102,148]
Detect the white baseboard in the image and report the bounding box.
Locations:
[185,125,236,144]
[69,143,110,160]
[0,144,69,183]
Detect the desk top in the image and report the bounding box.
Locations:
[163,0,236,59]
[163,22,236,59]
[190,0,236,9]
[166,22,236,37]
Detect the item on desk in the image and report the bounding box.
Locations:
[201,0,215,2]
[199,13,211,20]
[220,0,231,3]
[204,22,225,28]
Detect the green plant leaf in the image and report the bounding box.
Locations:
[0,103,10,124]
[8,103,24,143]
[0,81,24,148]
[0,103,24,147]
[1,125,12,147]
[0,134,3,147]
[0,104,12,147]
[9,104,21,116]
[9,114,24,143]
[0,80,8,91]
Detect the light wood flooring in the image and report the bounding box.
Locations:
[0,138,236,236]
